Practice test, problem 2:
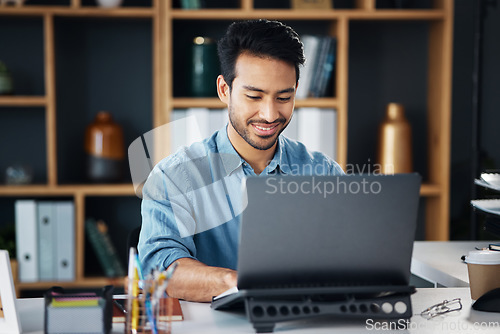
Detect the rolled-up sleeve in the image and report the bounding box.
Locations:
[138,157,197,273]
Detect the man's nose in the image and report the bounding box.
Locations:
[259,100,280,123]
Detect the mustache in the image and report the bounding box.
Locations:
[247,118,287,125]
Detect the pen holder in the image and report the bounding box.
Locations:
[125,279,173,334]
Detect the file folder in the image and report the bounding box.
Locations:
[15,200,39,282]
[38,202,56,281]
[55,202,75,281]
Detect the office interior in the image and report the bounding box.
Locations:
[0,0,499,299]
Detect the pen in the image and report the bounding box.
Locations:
[135,254,158,334]
[127,247,140,334]
[154,262,178,301]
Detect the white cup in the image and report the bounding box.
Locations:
[465,250,500,300]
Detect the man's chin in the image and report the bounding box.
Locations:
[248,135,279,151]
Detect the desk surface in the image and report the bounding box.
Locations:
[17,288,500,334]
[410,241,496,288]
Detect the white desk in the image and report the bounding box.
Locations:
[410,241,496,288]
[16,288,500,334]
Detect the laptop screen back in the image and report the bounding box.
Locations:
[237,174,421,290]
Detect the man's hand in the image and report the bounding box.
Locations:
[166,258,237,302]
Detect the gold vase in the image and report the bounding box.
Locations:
[376,103,413,174]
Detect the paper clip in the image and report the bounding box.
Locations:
[420,298,462,319]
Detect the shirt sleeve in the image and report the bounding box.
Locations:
[330,160,345,176]
[138,158,197,273]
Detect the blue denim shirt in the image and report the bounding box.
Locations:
[138,125,344,273]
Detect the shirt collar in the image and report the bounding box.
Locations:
[271,136,291,175]
[215,125,291,176]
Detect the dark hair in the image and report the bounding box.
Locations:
[217,19,305,90]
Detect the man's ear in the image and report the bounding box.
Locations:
[217,75,230,104]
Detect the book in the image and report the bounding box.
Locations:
[297,108,337,159]
[208,108,228,135]
[308,36,331,98]
[296,35,321,99]
[180,0,202,9]
[112,296,184,323]
[297,35,337,99]
[85,218,126,278]
[315,37,337,97]
[170,109,187,154]
[171,108,228,153]
[281,110,299,141]
[489,243,500,251]
[186,107,211,145]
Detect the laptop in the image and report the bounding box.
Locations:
[212,173,421,310]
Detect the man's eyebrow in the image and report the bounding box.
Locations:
[242,85,295,94]
[277,87,296,94]
[242,85,265,93]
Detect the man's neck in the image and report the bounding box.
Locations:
[227,126,276,175]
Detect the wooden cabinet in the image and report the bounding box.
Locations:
[0,0,453,293]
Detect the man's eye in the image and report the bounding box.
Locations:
[246,95,260,100]
[278,97,291,102]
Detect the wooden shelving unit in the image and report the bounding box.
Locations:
[0,0,453,293]
[159,0,453,242]
[0,0,160,293]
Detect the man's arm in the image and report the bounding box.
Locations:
[166,258,237,302]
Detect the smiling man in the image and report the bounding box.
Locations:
[138,19,344,302]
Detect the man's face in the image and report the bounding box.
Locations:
[218,53,297,151]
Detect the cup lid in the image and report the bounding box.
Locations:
[465,250,500,265]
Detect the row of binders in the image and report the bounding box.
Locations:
[296,35,337,99]
[170,108,337,160]
[15,200,75,283]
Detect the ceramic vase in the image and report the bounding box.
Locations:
[85,111,125,182]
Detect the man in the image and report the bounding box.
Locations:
[138,19,344,302]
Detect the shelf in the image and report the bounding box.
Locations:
[172,97,338,109]
[0,96,47,107]
[0,184,135,196]
[420,183,441,197]
[170,9,446,21]
[3,0,454,294]
[16,276,124,291]
[0,6,156,18]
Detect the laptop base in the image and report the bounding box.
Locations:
[212,285,416,333]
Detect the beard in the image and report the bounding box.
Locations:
[228,104,290,151]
